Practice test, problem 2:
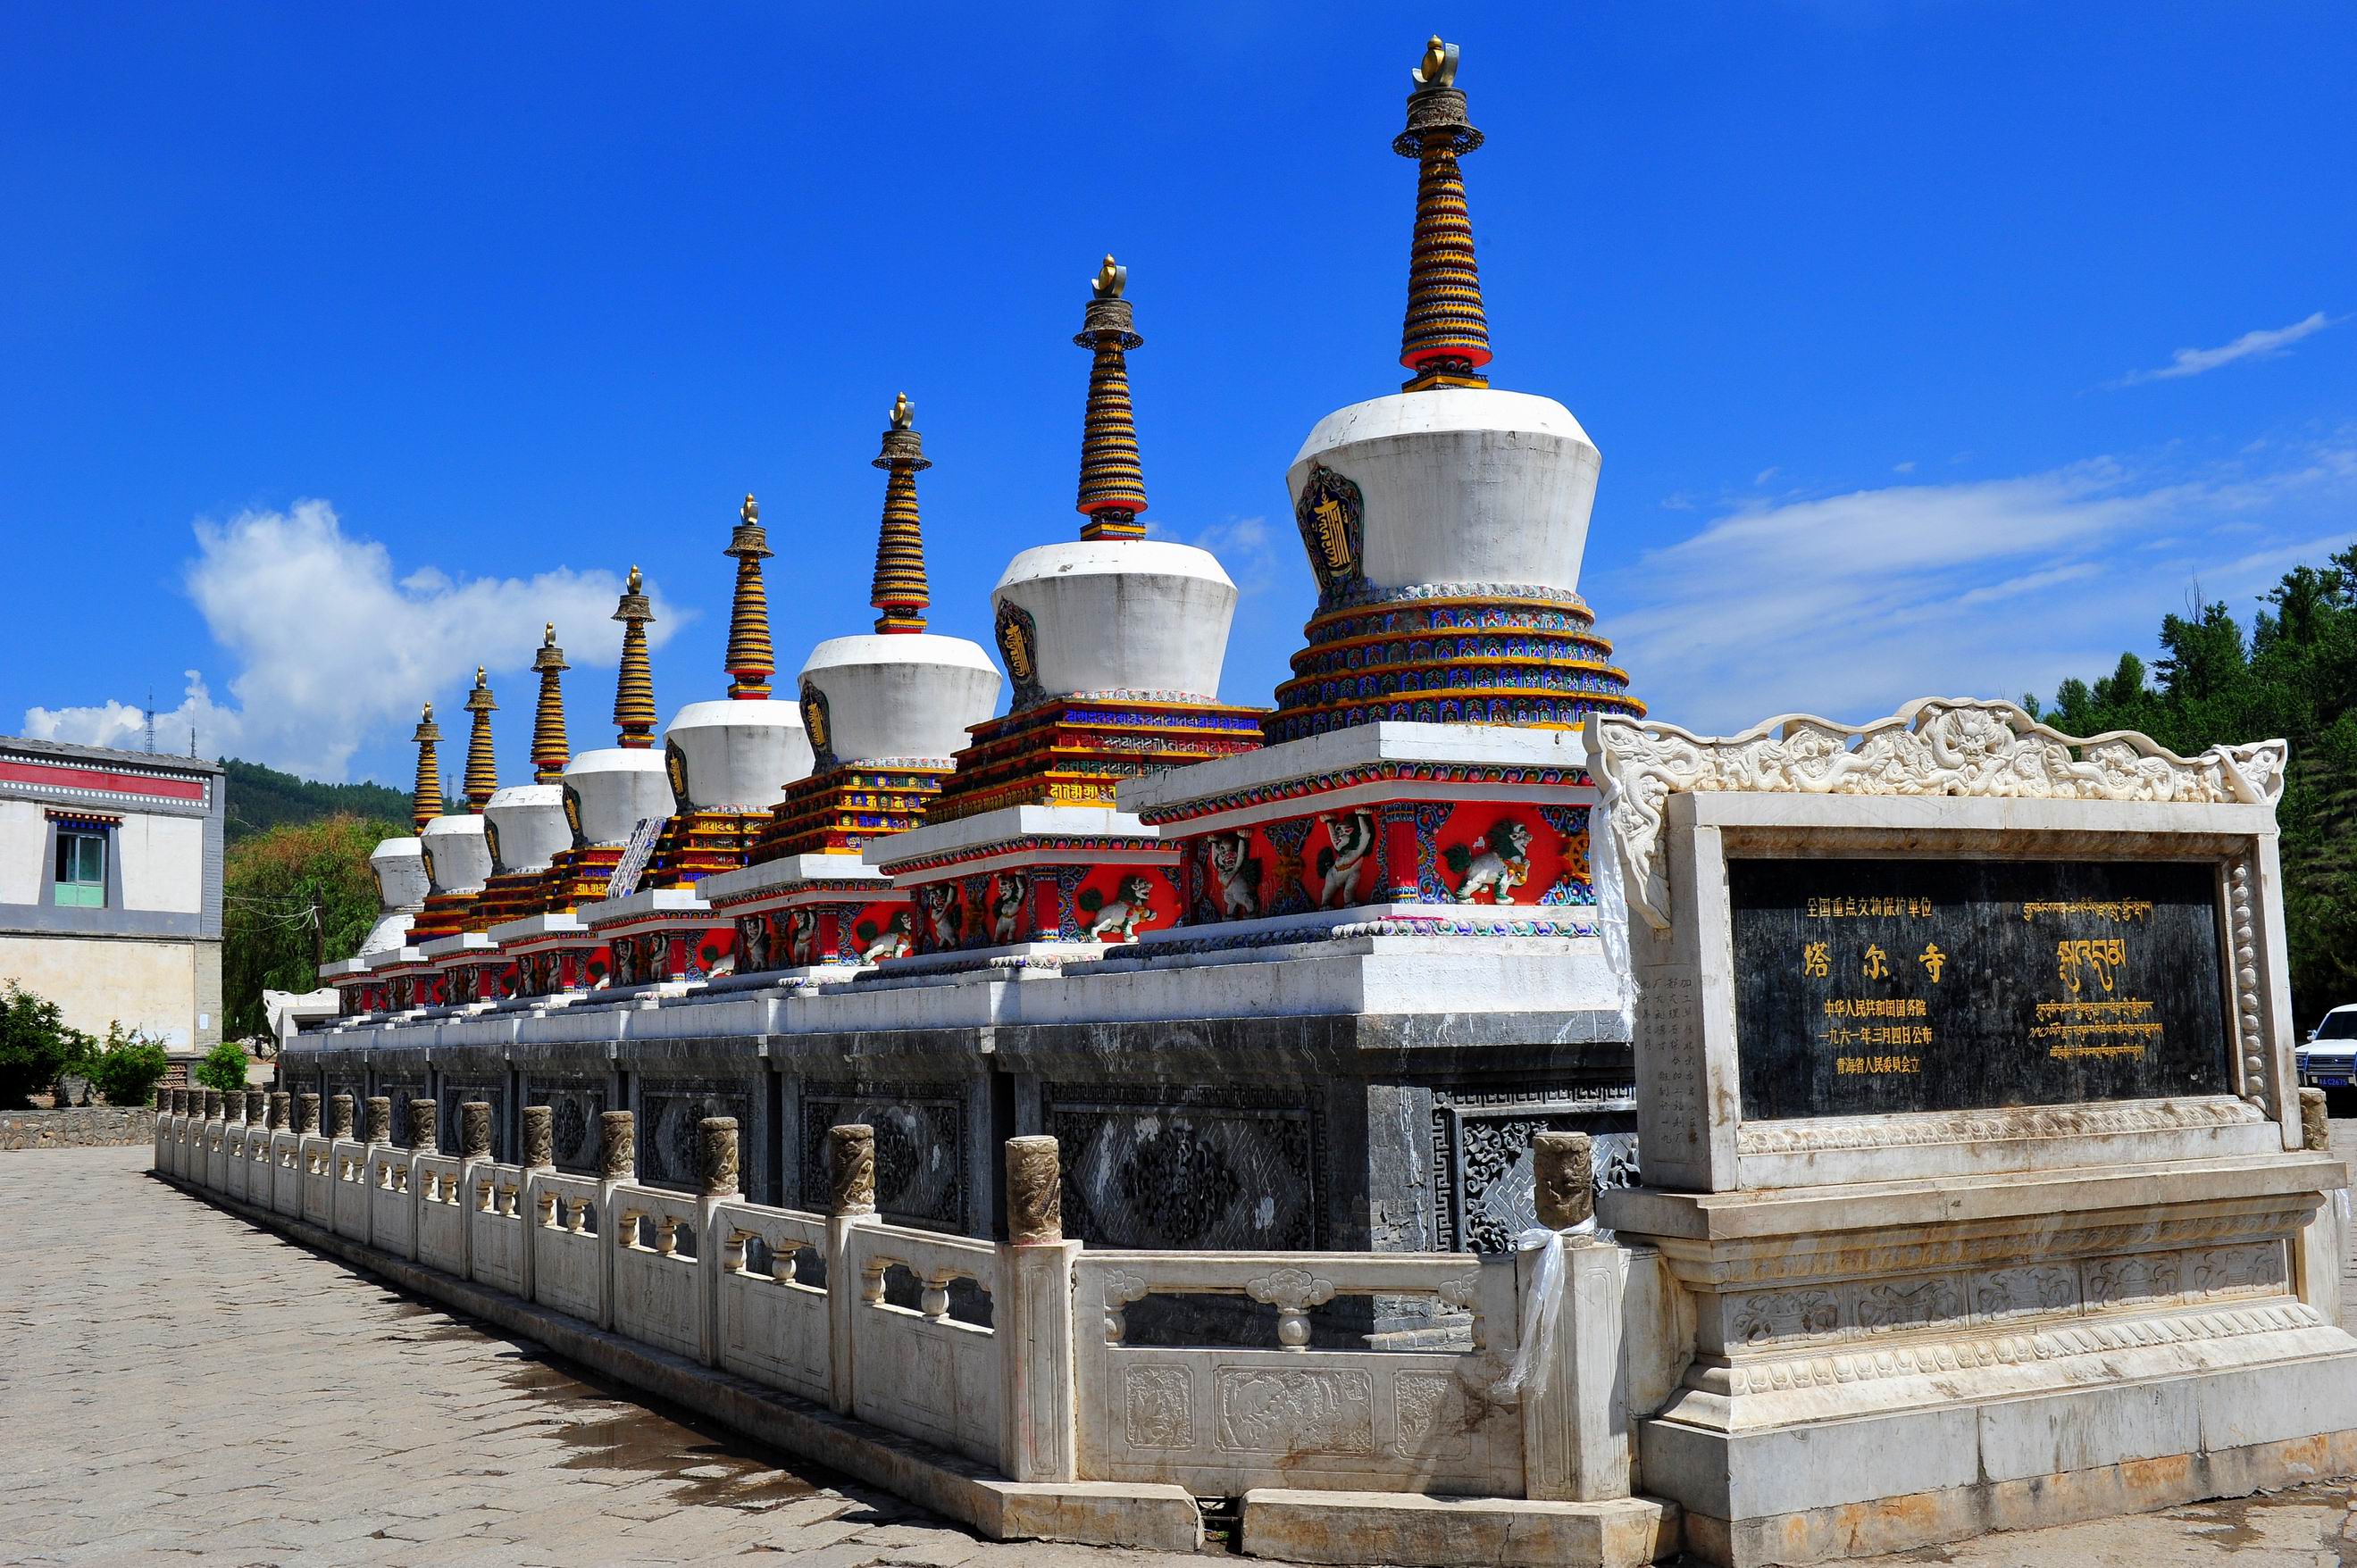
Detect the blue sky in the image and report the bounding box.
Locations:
[4,3,2353,787]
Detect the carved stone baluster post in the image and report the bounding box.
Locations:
[267,1091,288,1132]
[203,1089,225,1188]
[694,1117,741,1367]
[1534,1130,1595,1231]
[2300,1088,2329,1153]
[594,1110,634,1330]
[330,1094,355,1140]
[457,1101,495,1265]
[247,1089,268,1127]
[999,1135,1080,1482]
[364,1097,391,1147]
[296,1093,320,1136]
[517,1102,555,1300]
[522,1105,555,1171]
[824,1123,876,1414]
[1520,1129,1633,1504]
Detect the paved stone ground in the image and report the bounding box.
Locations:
[2,1138,2353,1567]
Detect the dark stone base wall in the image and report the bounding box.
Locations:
[284,1009,1635,1261]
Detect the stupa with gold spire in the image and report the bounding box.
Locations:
[408,671,500,945]
[862,260,1261,977]
[485,569,678,997]
[1107,36,1643,988]
[700,395,999,983]
[466,625,579,932]
[566,498,815,994]
[318,704,436,1017]
[640,494,813,887]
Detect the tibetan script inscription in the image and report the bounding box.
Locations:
[1730,858,2231,1120]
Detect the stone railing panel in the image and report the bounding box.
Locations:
[271,1130,304,1217]
[331,1138,372,1243]
[469,1161,531,1299]
[713,1199,832,1405]
[530,1171,606,1325]
[300,1134,336,1228]
[842,1224,1005,1468]
[415,1153,468,1276]
[611,1183,707,1364]
[1071,1249,1522,1497]
[366,1144,418,1259]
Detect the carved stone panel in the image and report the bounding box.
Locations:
[1047,1085,1323,1250]
[638,1080,756,1194]
[798,1082,966,1232]
[1429,1087,1636,1254]
[439,1082,506,1162]
[1214,1367,1375,1455]
[1121,1365,1193,1449]
[524,1081,608,1174]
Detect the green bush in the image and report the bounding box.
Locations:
[0,983,93,1108]
[88,1022,171,1106]
[192,1039,251,1094]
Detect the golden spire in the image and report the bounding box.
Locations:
[531,623,571,784]
[870,392,932,634]
[1074,253,1149,541]
[460,666,498,811]
[408,702,443,834]
[723,493,776,699]
[1394,35,1491,391]
[611,565,658,747]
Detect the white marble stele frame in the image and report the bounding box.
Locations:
[1579,699,2357,1566]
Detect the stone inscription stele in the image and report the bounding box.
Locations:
[1730,857,2231,1120]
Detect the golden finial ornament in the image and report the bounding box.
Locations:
[1091,254,1127,300]
[740,493,758,525]
[1412,35,1459,90]
[890,391,915,430]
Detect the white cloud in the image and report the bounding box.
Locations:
[21,500,681,781]
[1892,460,1917,474]
[1149,513,1283,598]
[25,670,242,760]
[1592,443,2357,735]
[2114,312,2336,387]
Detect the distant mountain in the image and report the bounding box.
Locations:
[220,758,421,846]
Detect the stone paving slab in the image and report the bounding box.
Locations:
[4,1140,2353,1566]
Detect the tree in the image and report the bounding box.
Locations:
[192,1039,251,1094]
[86,1023,171,1106]
[2046,545,2357,1028]
[221,813,406,1040]
[0,983,94,1108]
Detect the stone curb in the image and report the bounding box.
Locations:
[151,1172,1202,1554]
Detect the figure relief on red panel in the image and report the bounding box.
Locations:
[1202,829,1263,922]
[989,870,1032,944]
[852,905,913,962]
[1310,807,1377,909]
[1440,808,1549,905]
[1078,871,1162,942]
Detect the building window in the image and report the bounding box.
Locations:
[54,830,106,907]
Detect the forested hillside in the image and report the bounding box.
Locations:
[2027,545,2357,1030]
[221,758,414,846]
